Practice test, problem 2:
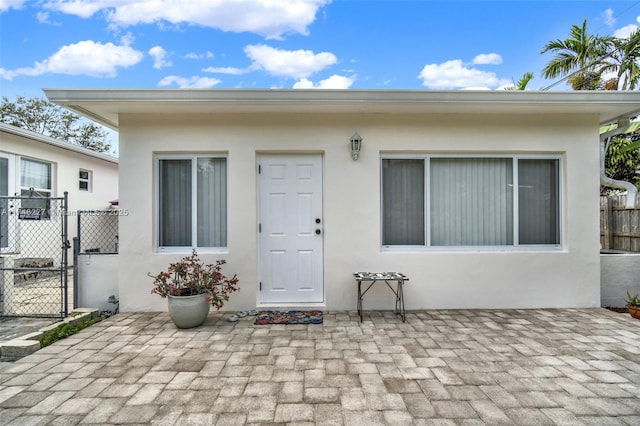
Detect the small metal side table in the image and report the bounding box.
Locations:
[353,272,409,322]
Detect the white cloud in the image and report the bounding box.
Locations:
[185,51,214,60]
[43,0,331,39]
[418,59,510,89]
[472,53,502,65]
[293,74,355,89]
[0,40,143,80]
[202,66,250,75]
[158,75,221,88]
[0,0,27,13]
[120,31,135,47]
[148,45,172,69]
[614,22,639,38]
[36,10,62,25]
[603,8,616,27]
[245,44,337,79]
[43,0,106,18]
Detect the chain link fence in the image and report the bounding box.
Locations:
[0,193,69,318]
[77,210,119,254]
[73,210,119,314]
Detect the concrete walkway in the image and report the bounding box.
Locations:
[0,308,639,425]
[0,317,60,344]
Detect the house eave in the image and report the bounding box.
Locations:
[0,123,119,164]
[43,89,640,131]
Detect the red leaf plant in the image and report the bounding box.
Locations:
[150,249,239,311]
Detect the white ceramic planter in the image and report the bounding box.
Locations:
[167,293,211,329]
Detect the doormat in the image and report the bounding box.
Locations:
[254,310,323,325]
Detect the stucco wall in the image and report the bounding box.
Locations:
[1,130,119,245]
[77,254,119,313]
[601,253,640,307]
[117,112,601,312]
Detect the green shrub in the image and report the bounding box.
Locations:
[39,316,104,348]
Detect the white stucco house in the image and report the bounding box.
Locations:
[44,89,640,313]
[1,123,119,254]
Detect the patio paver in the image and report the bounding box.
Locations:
[0,308,639,424]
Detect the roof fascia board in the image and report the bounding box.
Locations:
[44,89,640,128]
[44,88,640,103]
[0,123,118,164]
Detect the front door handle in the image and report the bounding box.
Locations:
[315,229,321,235]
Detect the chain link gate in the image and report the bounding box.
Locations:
[0,192,69,318]
[73,209,119,312]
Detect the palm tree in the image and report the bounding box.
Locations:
[505,72,534,90]
[541,19,613,90]
[602,28,640,90]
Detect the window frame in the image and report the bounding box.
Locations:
[19,157,54,220]
[155,153,229,253]
[380,153,563,252]
[79,169,92,192]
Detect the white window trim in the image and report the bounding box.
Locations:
[155,153,229,253]
[19,156,54,197]
[1,152,18,250]
[18,156,55,221]
[0,152,16,195]
[79,169,92,192]
[380,153,564,253]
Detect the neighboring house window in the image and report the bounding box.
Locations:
[79,169,92,191]
[20,158,52,219]
[1,155,9,248]
[157,155,227,249]
[382,156,560,248]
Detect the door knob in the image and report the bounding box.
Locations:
[315,229,321,235]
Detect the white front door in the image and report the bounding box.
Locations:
[258,154,324,303]
[0,153,17,252]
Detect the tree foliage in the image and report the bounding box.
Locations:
[541,20,640,192]
[606,28,640,90]
[603,132,640,194]
[540,19,613,90]
[1,96,111,153]
[541,19,640,91]
[505,72,534,90]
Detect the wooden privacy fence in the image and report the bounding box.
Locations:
[600,194,640,252]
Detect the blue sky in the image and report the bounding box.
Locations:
[1,0,640,99]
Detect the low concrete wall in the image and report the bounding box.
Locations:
[78,254,118,313]
[0,308,99,361]
[601,252,640,307]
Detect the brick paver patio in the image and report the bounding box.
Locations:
[0,308,639,424]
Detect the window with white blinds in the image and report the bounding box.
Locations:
[158,156,227,249]
[1,156,8,248]
[20,158,51,193]
[20,158,52,219]
[382,156,560,248]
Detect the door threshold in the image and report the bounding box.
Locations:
[257,302,326,310]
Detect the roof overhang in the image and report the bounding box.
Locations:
[0,122,118,164]
[43,89,640,131]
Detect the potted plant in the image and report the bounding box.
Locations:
[626,290,640,320]
[150,250,239,328]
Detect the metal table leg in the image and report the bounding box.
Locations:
[357,280,363,322]
[396,280,405,322]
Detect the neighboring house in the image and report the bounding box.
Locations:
[1,123,119,254]
[44,89,640,312]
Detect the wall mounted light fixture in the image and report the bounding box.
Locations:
[350,132,362,161]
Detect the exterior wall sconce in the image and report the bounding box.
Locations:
[350,132,362,161]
